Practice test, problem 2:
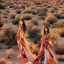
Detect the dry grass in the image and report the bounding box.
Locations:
[12,15,20,25]
[53,45,64,54]
[0,58,13,64]
[53,21,64,28]
[0,19,4,27]
[16,9,22,14]
[44,14,58,25]
[50,28,64,42]
[21,13,33,20]
[5,48,14,58]
[24,9,37,15]
[0,4,6,9]
[9,13,16,19]
[0,30,5,40]
[59,8,64,14]
[54,13,64,19]
[31,19,38,26]
[2,24,9,32]
[0,58,7,64]
[37,7,48,16]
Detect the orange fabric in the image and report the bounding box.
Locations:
[47,57,57,64]
[24,59,28,64]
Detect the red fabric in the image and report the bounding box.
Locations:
[17,29,20,41]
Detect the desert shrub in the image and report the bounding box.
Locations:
[2,24,9,32]
[44,15,58,25]
[37,7,47,16]
[21,13,33,20]
[59,28,64,37]
[30,6,36,9]
[54,45,64,54]
[50,28,60,42]
[0,30,5,38]
[49,8,56,13]
[53,7,58,10]
[0,58,7,64]
[0,20,4,27]
[10,5,14,8]
[21,4,25,9]
[38,11,47,16]
[50,28,64,42]
[0,30,5,43]
[41,7,48,12]
[5,48,14,58]
[31,42,40,55]
[5,28,17,46]
[16,9,22,14]
[27,27,41,42]
[34,2,41,5]
[24,9,37,15]
[14,5,19,9]
[9,13,16,19]
[54,13,64,19]
[2,25,18,46]
[31,19,38,26]
[0,11,2,13]
[0,4,6,9]
[59,9,64,14]
[53,21,64,28]
[39,16,45,20]
[12,15,20,25]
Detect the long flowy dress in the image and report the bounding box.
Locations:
[17,29,36,64]
[34,34,58,64]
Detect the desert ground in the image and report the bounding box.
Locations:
[0,0,64,64]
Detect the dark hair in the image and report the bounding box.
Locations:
[21,19,26,32]
[43,26,49,35]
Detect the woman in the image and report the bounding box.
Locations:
[33,26,58,64]
[17,19,26,51]
[17,19,36,64]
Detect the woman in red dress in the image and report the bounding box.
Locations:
[17,19,36,64]
[33,26,58,64]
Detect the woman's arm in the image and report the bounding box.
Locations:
[17,29,21,51]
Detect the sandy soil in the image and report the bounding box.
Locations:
[0,50,64,64]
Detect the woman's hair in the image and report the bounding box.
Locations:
[21,19,26,32]
[43,26,49,35]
